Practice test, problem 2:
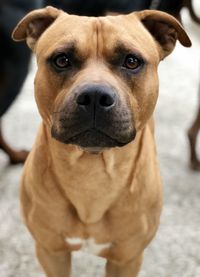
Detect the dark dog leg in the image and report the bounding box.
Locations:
[187,106,200,170]
[184,0,200,24]
[0,120,29,164]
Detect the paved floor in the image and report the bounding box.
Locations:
[0,8,200,277]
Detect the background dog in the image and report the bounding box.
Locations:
[187,81,200,170]
[0,0,41,163]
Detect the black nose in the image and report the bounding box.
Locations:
[76,85,116,110]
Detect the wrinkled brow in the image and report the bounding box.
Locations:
[47,40,88,62]
[105,42,146,65]
[47,41,76,57]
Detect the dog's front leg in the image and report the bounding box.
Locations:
[105,254,143,277]
[36,244,71,277]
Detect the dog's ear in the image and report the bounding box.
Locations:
[136,10,191,59]
[12,6,61,51]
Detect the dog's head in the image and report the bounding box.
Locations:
[12,6,191,151]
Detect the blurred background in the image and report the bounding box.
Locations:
[0,0,200,276]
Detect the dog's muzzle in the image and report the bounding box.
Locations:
[51,84,136,149]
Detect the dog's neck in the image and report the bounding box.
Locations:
[35,122,155,224]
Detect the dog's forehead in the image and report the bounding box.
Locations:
[36,12,159,61]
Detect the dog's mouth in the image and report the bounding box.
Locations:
[51,127,136,150]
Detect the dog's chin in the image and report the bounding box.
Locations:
[81,147,105,154]
[51,128,136,152]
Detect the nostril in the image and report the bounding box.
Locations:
[76,93,91,106]
[76,86,116,109]
[99,93,115,107]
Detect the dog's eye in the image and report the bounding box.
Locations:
[123,55,143,70]
[53,54,71,69]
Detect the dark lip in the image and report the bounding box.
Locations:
[51,127,136,148]
[65,128,126,146]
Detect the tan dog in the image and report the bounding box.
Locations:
[12,6,191,277]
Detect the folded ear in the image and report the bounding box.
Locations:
[12,6,61,51]
[136,10,191,59]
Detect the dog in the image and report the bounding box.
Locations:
[187,82,200,170]
[45,0,200,23]
[0,0,41,164]
[183,0,200,24]
[12,6,191,276]
[45,0,152,16]
[154,0,200,23]
[1,1,198,165]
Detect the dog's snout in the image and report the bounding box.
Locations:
[76,85,116,110]
[53,83,135,147]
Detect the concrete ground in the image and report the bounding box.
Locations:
[0,7,200,277]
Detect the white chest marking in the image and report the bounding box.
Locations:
[65,237,111,255]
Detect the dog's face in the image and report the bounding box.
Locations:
[34,13,160,149]
[12,7,191,151]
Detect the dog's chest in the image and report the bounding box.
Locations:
[65,237,111,255]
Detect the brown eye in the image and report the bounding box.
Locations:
[53,54,71,69]
[123,55,143,70]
